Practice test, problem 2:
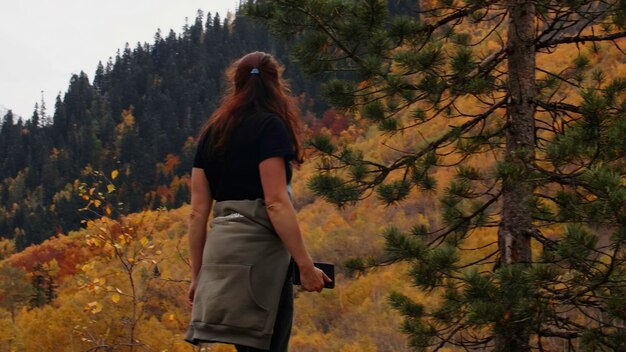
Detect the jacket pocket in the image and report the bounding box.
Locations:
[192,264,269,331]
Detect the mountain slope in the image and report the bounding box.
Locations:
[0,12,324,249]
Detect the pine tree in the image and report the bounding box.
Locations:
[0,111,21,177]
[31,103,40,128]
[39,91,51,126]
[247,1,626,350]
[29,263,49,307]
[93,61,106,92]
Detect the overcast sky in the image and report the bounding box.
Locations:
[0,0,240,118]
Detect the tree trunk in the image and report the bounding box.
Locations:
[496,1,536,351]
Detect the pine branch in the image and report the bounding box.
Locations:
[421,0,502,37]
[433,320,468,351]
[429,189,502,248]
[537,328,579,339]
[288,2,364,66]
[390,98,507,170]
[534,100,583,114]
[537,30,626,49]
[535,67,582,89]
[527,227,558,251]
[456,250,500,269]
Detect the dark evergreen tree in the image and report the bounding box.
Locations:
[30,103,40,128]
[29,263,56,307]
[173,183,188,208]
[38,91,51,126]
[93,61,106,93]
[0,111,20,177]
[247,0,626,350]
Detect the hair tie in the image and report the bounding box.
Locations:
[250,68,260,75]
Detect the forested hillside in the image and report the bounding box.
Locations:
[0,125,425,351]
[0,10,324,249]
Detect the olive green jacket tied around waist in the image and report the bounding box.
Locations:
[185,199,291,349]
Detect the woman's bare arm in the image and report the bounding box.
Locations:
[259,156,330,292]
[188,167,213,304]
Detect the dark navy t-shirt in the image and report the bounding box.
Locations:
[193,112,295,201]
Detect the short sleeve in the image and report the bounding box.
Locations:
[258,116,295,163]
[193,134,209,168]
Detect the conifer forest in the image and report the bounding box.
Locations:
[1,1,626,351]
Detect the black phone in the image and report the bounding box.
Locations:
[292,262,335,289]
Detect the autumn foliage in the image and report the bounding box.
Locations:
[0,154,424,351]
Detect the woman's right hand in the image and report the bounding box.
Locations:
[299,264,332,292]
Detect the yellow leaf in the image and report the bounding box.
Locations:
[140,237,149,246]
[92,302,102,314]
[168,313,175,321]
[89,187,95,195]
[86,301,102,314]
[94,200,102,208]
[107,184,116,193]
[105,205,112,216]
[111,170,119,180]
[127,257,135,263]
[111,294,121,304]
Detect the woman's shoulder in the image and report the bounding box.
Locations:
[243,111,287,132]
[253,111,284,124]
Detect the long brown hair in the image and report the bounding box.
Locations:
[198,51,303,163]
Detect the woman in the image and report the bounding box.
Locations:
[185,51,331,352]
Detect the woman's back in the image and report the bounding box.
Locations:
[194,111,295,201]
